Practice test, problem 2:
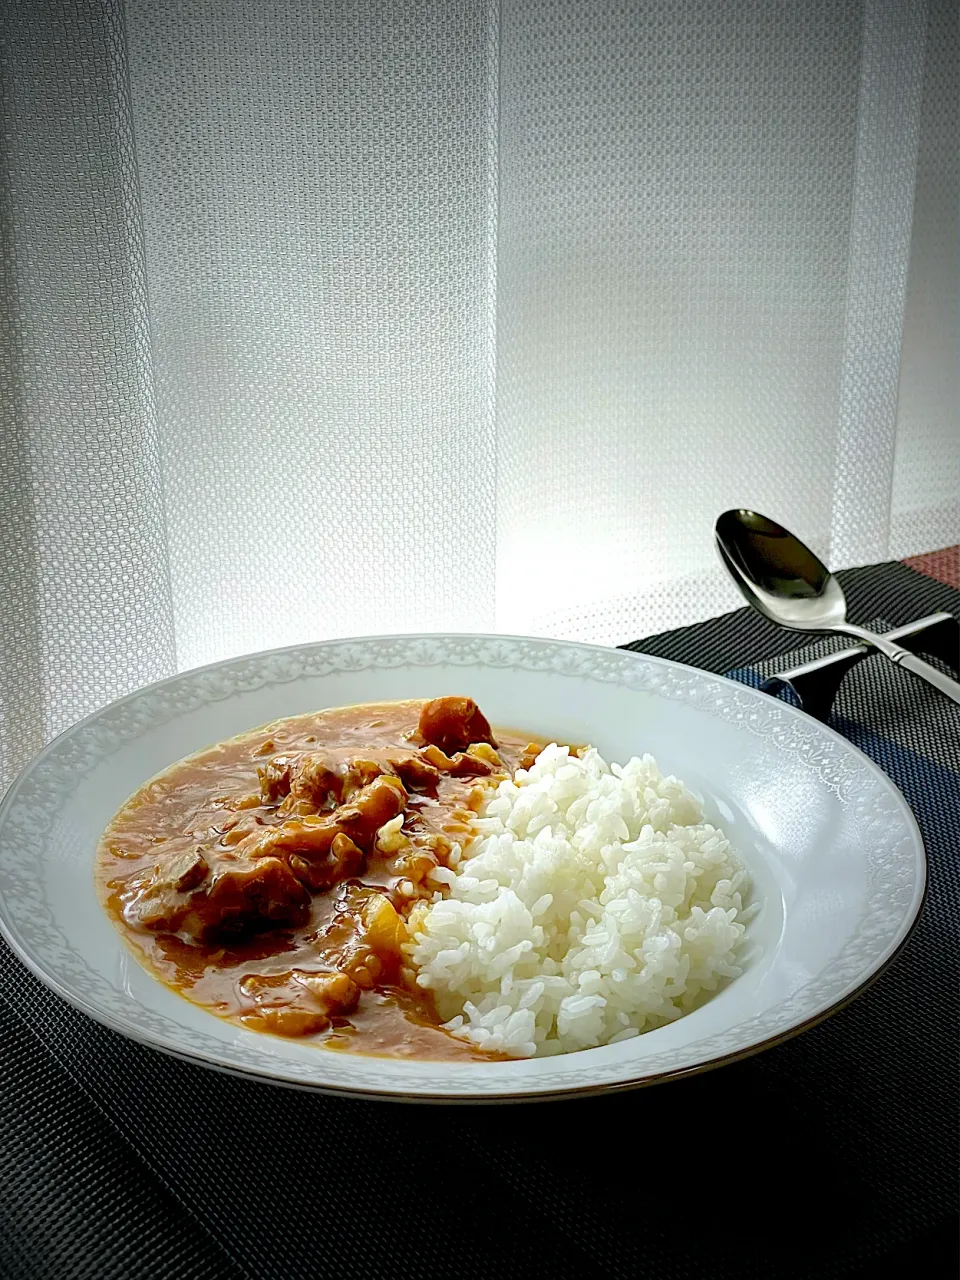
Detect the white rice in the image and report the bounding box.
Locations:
[408,744,752,1058]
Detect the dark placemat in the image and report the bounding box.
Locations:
[1,561,958,1280]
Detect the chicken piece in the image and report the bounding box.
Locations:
[119,846,209,932]
[240,969,360,1037]
[240,774,407,881]
[288,832,364,892]
[287,755,341,809]
[185,857,311,939]
[334,773,407,846]
[167,846,209,892]
[123,852,309,942]
[417,697,496,755]
[290,754,384,810]
[260,751,385,812]
[122,883,186,933]
[258,755,295,804]
[386,753,440,791]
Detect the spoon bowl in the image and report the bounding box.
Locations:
[714,510,847,632]
[715,509,960,706]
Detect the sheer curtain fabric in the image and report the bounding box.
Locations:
[1,0,957,787]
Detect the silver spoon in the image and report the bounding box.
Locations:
[715,509,960,706]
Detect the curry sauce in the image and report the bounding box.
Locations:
[96,698,543,1061]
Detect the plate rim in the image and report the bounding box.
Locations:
[0,630,927,1102]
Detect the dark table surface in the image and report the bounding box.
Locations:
[1,559,958,1280]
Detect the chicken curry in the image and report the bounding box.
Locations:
[96,697,544,1061]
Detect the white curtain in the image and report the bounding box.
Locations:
[1,0,957,789]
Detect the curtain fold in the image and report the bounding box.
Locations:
[1,0,957,790]
[831,0,927,568]
[1,0,175,786]
[890,0,960,557]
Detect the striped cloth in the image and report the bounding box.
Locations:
[902,545,959,589]
[1,557,957,1280]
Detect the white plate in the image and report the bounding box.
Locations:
[0,634,925,1102]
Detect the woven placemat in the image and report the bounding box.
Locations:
[1,561,957,1279]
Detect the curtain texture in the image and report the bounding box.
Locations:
[1,0,957,789]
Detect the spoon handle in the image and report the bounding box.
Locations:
[840,623,960,705]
